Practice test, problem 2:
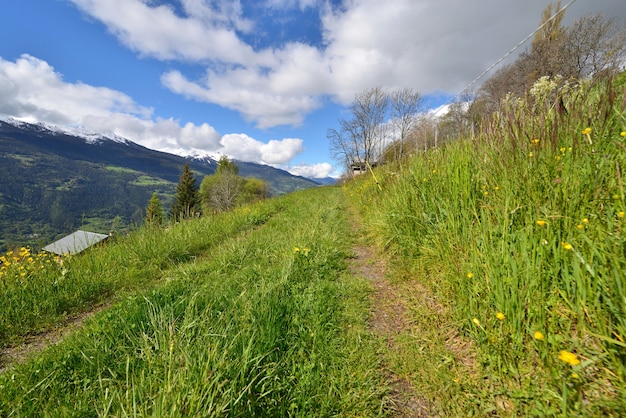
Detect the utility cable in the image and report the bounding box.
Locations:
[454,0,577,101]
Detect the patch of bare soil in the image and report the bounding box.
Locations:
[348,234,432,417]
[0,303,110,374]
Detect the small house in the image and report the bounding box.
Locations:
[43,230,109,256]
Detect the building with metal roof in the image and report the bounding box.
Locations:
[43,230,109,255]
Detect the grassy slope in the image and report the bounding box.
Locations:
[0,187,387,416]
[347,75,626,415]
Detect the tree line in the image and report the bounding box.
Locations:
[329,1,626,175]
[145,156,269,225]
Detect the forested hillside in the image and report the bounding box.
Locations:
[0,120,319,251]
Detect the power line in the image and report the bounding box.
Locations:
[454,0,577,101]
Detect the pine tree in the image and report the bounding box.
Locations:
[170,164,200,221]
[145,192,164,226]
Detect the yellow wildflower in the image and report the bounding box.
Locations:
[536,220,547,226]
[293,247,300,254]
[582,128,592,135]
[472,318,481,326]
[620,131,626,137]
[531,138,540,145]
[582,218,589,224]
[558,350,580,366]
[613,194,620,200]
[619,212,625,218]
[484,191,489,196]
[494,186,500,191]
[496,312,505,321]
[561,242,573,251]
[576,224,584,230]
[467,272,474,278]
[560,147,566,153]
[533,331,545,341]
[529,152,534,158]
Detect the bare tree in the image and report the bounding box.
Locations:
[329,87,389,171]
[209,171,242,212]
[476,2,626,117]
[200,156,242,214]
[390,88,422,161]
[564,14,626,78]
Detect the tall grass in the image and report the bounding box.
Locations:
[0,203,276,349]
[0,188,387,416]
[348,74,626,415]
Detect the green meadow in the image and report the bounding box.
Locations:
[1,75,625,416]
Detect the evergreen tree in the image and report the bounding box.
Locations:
[145,192,164,226]
[170,164,200,221]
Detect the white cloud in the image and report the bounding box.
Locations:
[288,162,334,178]
[71,0,626,128]
[0,54,306,166]
[0,54,149,124]
[69,0,264,64]
[220,134,304,165]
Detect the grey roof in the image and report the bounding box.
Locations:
[43,230,109,255]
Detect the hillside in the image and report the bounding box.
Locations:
[1,74,625,415]
[0,119,319,250]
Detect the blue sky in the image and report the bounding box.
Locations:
[1,0,625,178]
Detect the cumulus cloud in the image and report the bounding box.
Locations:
[69,0,626,128]
[69,0,264,64]
[0,54,304,164]
[0,54,150,125]
[288,162,334,179]
[220,134,304,165]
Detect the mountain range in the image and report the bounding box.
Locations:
[0,119,327,251]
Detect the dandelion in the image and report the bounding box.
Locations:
[494,186,500,191]
[558,350,580,366]
[562,242,573,251]
[581,128,592,135]
[472,318,481,326]
[293,247,300,254]
[620,131,626,137]
[619,212,625,218]
[496,312,505,321]
[467,272,474,278]
[613,194,620,200]
[560,147,566,153]
[571,372,579,379]
[484,191,489,196]
[534,331,545,341]
[582,218,589,224]
[576,224,584,230]
[529,152,534,158]
[536,220,547,226]
[531,138,540,145]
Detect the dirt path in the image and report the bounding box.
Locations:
[348,229,431,417]
[0,304,109,374]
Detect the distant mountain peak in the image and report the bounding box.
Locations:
[1,117,129,145]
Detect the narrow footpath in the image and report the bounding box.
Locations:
[348,222,432,417]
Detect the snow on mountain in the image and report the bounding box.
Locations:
[1,116,129,145]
